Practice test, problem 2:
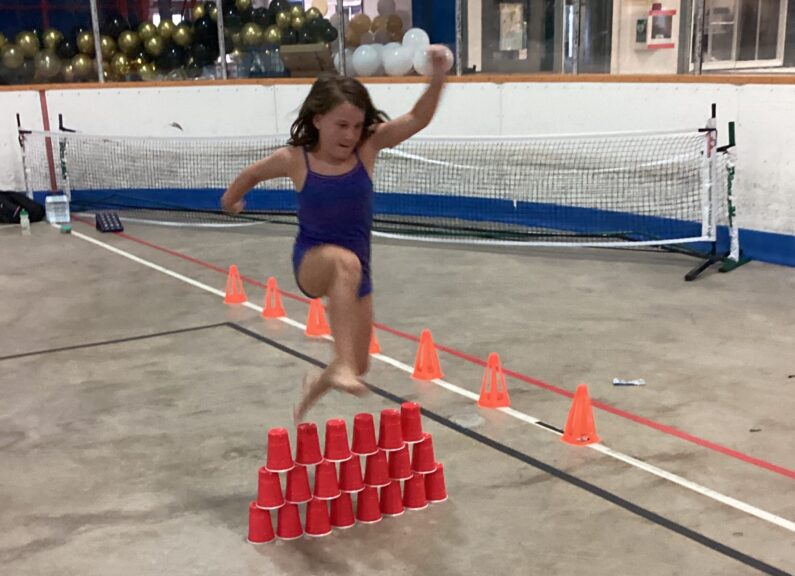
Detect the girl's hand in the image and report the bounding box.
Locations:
[426,45,451,78]
[221,194,245,215]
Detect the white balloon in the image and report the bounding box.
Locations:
[377,0,396,15]
[384,42,401,51]
[333,48,355,75]
[352,44,380,76]
[402,28,430,58]
[412,47,434,76]
[382,44,413,76]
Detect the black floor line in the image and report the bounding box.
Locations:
[225,321,791,576]
[0,322,229,362]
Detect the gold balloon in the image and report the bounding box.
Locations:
[117,31,139,55]
[16,31,40,58]
[209,4,218,21]
[275,11,291,30]
[43,29,64,50]
[71,54,93,79]
[289,4,304,18]
[388,29,403,42]
[192,4,206,20]
[99,35,116,60]
[173,24,193,47]
[311,0,328,16]
[34,50,61,79]
[235,0,252,12]
[62,62,75,82]
[291,15,306,31]
[264,25,282,46]
[230,47,244,60]
[110,52,130,76]
[345,28,361,48]
[371,15,387,32]
[138,22,158,41]
[241,23,263,47]
[144,35,165,57]
[158,20,176,40]
[351,14,371,35]
[130,55,147,71]
[1,45,24,69]
[231,32,242,49]
[139,61,158,81]
[77,31,95,55]
[0,33,7,50]
[305,7,322,22]
[386,14,403,34]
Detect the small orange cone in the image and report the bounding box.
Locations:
[224,264,247,304]
[561,384,601,446]
[261,276,286,319]
[369,327,381,355]
[305,299,330,337]
[478,353,510,408]
[412,329,443,381]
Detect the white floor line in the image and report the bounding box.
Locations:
[70,228,795,534]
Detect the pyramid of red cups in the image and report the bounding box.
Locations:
[247,401,448,542]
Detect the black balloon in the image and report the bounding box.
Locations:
[299,29,316,44]
[156,43,185,71]
[191,42,217,67]
[193,16,215,43]
[102,15,130,38]
[268,0,290,18]
[321,21,338,42]
[238,8,253,23]
[252,8,271,27]
[222,7,242,30]
[282,28,298,45]
[57,39,78,59]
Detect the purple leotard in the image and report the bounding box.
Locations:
[292,147,373,299]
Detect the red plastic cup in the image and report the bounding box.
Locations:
[295,422,323,466]
[379,480,405,517]
[314,460,341,500]
[248,501,275,543]
[403,473,429,510]
[285,464,312,504]
[351,413,378,456]
[388,445,412,481]
[425,462,448,503]
[411,432,438,474]
[324,418,352,462]
[378,408,405,451]
[356,485,382,524]
[400,401,424,443]
[330,491,356,529]
[363,450,390,487]
[276,502,303,540]
[339,455,365,493]
[256,467,284,510]
[265,427,294,473]
[304,498,333,537]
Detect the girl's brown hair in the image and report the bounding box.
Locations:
[288,73,388,148]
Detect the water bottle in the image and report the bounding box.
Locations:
[45,194,71,224]
[20,209,30,234]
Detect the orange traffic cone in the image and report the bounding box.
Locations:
[305,299,330,337]
[224,264,247,304]
[412,329,443,381]
[478,353,510,408]
[561,384,601,446]
[261,276,285,319]
[369,327,381,355]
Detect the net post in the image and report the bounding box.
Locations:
[214,0,228,80]
[89,0,105,83]
[16,114,34,200]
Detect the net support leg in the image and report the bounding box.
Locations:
[684,253,721,281]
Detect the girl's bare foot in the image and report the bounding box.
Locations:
[293,371,330,423]
[325,361,369,397]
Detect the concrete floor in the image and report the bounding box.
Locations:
[0,219,793,575]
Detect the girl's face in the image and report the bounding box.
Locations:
[313,101,366,161]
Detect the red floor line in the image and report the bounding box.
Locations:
[82,221,795,481]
